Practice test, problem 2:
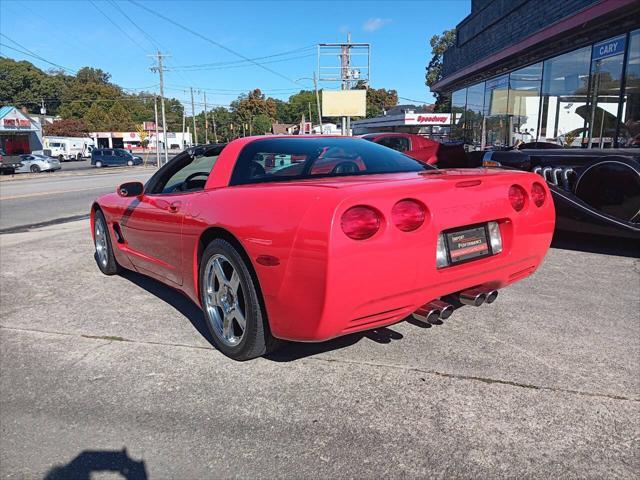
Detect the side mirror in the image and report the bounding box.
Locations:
[117,181,144,197]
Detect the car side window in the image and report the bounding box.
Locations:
[147,145,226,195]
[377,136,410,152]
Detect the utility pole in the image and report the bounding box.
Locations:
[212,108,218,143]
[203,91,209,144]
[190,87,197,145]
[153,95,160,168]
[149,51,170,165]
[182,106,186,149]
[313,71,323,133]
[340,33,352,136]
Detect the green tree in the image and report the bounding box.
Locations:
[231,89,277,125]
[75,67,111,84]
[107,101,134,131]
[252,113,272,135]
[83,103,110,131]
[425,29,456,112]
[281,90,317,124]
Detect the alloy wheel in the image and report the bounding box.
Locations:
[203,254,247,346]
[94,218,109,268]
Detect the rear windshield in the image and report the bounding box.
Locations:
[230,137,430,185]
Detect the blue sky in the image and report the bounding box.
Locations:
[0,0,469,111]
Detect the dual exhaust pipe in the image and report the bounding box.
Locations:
[412,288,498,324]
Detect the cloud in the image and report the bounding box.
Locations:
[362,18,391,32]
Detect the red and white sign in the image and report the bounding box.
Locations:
[2,118,31,128]
[405,114,451,125]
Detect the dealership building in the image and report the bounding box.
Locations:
[431,0,640,150]
[352,106,452,140]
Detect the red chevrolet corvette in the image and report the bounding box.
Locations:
[91,136,555,360]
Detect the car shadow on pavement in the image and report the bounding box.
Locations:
[551,231,640,258]
[119,270,215,347]
[44,448,148,480]
[119,270,443,362]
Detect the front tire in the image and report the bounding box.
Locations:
[93,210,120,275]
[199,239,279,360]
[30,164,41,173]
[95,160,103,168]
[127,159,134,166]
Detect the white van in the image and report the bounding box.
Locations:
[43,137,94,161]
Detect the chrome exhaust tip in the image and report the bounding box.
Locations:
[427,300,454,320]
[413,306,441,324]
[459,288,487,307]
[485,290,499,304]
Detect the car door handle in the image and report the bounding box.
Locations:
[168,201,181,213]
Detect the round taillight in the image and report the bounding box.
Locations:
[391,199,426,232]
[508,184,527,212]
[531,182,546,207]
[341,206,381,240]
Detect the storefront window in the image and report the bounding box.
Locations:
[622,29,640,147]
[465,82,485,150]
[539,46,591,146]
[508,63,542,146]
[451,89,466,141]
[483,75,509,148]
[587,35,627,147]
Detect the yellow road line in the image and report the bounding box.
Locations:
[0,185,110,201]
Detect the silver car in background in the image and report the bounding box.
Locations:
[17,154,62,173]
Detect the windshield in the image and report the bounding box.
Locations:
[230,137,431,185]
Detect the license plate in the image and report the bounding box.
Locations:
[445,224,491,264]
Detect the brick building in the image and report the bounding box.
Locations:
[431,0,640,150]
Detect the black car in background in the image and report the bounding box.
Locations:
[91,148,143,167]
[479,147,640,239]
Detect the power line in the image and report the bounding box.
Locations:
[167,53,316,72]
[169,45,315,69]
[106,0,164,52]
[398,96,434,104]
[128,0,301,85]
[0,37,76,74]
[88,0,149,55]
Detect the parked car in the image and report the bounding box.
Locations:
[361,132,468,168]
[91,148,143,167]
[479,148,640,239]
[91,137,554,360]
[0,148,23,175]
[17,154,61,173]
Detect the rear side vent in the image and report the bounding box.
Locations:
[112,223,125,243]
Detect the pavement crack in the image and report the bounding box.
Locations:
[308,356,640,403]
[2,324,638,403]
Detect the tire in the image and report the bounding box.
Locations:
[95,160,103,168]
[93,210,120,275]
[77,153,82,160]
[58,154,65,162]
[127,159,134,166]
[30,164,41,173]
[199,239,280,360]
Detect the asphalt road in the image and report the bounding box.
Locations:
[0,168,155,232]
[0,220,638,478]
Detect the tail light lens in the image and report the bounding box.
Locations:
[508,185,527,212]
[391,199,426,232]
[341,206,381,240]
[531,182,546,207]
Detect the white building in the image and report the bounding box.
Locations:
[90,131,193,151]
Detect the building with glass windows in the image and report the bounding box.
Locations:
[431,0,640,150]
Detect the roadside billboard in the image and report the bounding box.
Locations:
[322,90,367,117]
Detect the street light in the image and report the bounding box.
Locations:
[296,74,323,134]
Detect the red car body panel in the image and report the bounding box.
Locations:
[92,136,555,342]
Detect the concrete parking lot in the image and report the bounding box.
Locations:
[0,215,638,478]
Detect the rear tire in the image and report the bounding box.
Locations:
[93,210,120,275]
[199,239,280,360]
[95,160,103,168]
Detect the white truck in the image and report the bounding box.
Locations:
[43,137,94,161]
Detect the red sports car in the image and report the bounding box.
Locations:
[91,136,555,360]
